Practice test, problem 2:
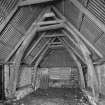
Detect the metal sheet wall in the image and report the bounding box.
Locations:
[87,0,105,25]
[0,0,18,24]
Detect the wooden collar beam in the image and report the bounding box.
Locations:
[44,34,65,38]
[19,0,55,6]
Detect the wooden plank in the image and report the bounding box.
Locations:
[59,37,85,89]
[7,7,50,98]
[69,0,105,36]
[52,6,103,58]
[19,0,54,6]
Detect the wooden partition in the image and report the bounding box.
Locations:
[37,67,80,89]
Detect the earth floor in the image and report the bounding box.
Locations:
[11,88,90,105]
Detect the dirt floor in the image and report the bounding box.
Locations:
[9,88,90,105]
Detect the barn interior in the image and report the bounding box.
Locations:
[1,0,105,105]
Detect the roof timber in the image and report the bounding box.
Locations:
[52,6,103,58]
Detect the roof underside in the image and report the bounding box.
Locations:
[0,0,105,64]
